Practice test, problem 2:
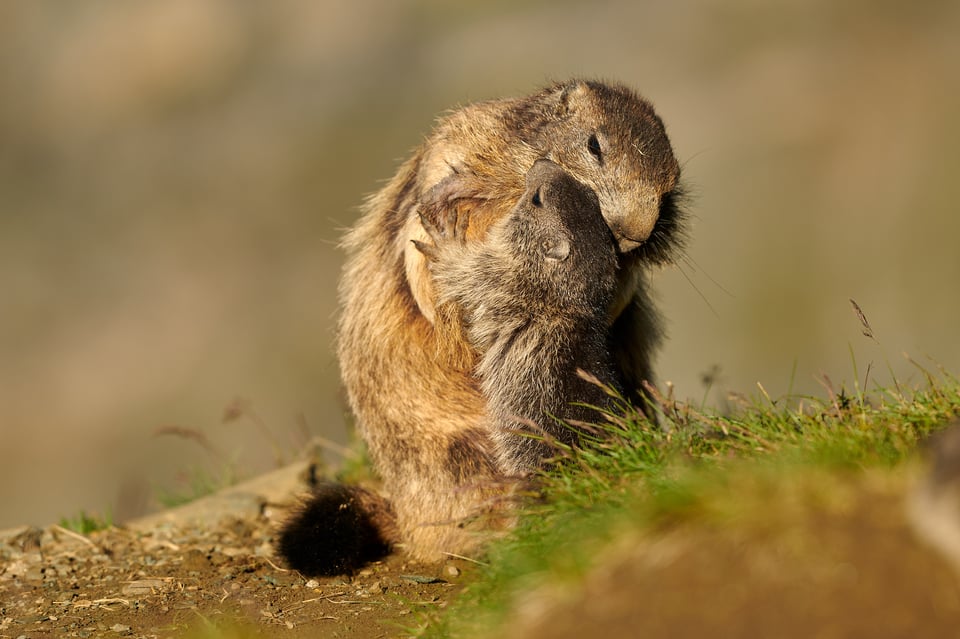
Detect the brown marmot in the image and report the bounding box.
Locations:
[415,159,621,474]
[278,79,685,575]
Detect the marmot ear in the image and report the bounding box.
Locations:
[552,80,591,117]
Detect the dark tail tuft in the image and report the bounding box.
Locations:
[276,482,396,576]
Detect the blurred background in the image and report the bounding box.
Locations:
[1,0,958,528]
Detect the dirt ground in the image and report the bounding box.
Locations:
[0,463,467,639]
[7,460,960,639]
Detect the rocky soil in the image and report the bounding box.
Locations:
[9,448,960,639]
[0,463,468,639]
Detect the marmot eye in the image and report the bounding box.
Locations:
[587,134,602,162]
[531,187,542,207]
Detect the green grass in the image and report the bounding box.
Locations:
[425,369,960,638]
[58,509,113,534]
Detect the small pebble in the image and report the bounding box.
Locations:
[180,549,208,572]
[304,579,320,588]
[400,574,445,584]
[24,567,44,583]
[445,565,461,578]
[121,579,166,597]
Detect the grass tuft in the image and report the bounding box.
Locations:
[58,510,113,534]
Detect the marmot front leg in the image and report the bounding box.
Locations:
[413,202,470,262]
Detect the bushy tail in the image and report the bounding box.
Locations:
[276,482,398,576]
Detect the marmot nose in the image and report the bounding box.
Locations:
[609,218,650,253]
[607,200,658,253]
[542,237,571,261]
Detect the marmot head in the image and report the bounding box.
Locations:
[522,80,685,264]
[500,159,618,312]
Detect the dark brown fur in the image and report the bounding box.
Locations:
[418,159,622,473]
[276,483,397,576]
[280,80,685,572]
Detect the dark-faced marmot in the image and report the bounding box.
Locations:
[278,79,685,575]
[415,159,621,474]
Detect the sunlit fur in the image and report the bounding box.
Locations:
[277,80,686,574]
